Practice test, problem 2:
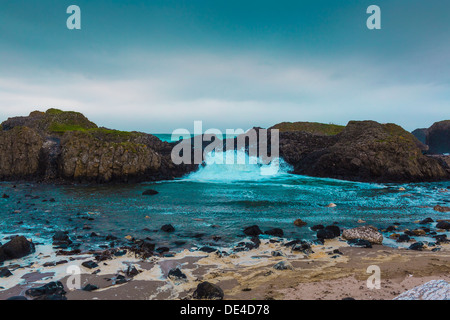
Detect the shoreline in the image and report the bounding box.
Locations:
[1,235,449,300]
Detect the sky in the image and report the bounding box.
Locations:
[0,0,449,133]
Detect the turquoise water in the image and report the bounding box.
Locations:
[0,151,449,251]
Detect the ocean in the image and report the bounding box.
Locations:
[1,149,449,252]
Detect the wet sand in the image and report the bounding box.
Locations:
[1,238,449,300]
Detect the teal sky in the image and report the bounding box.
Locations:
[0,0,449,132]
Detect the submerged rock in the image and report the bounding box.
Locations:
[161,224,175,233]
[0,236,35,262]
[142,189,159,196]
[293,219,307,227]
[193,282,224,300]
[342,226,383,244]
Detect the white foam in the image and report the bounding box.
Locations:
[185,150,293,182]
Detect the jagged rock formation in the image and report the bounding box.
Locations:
[0,109,195,182]
[276,121,449,182]
[412,120,450,154]
[234,121,449,183]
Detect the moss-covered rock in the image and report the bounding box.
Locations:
[279,121,449,182]
[0,109,193,183]
[270,121,345,135]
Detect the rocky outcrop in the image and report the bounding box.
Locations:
[0,109,195,183]
[276,121,449,182]
[0,127,43,179]
[412,120,450,154]
[427,121,450,154]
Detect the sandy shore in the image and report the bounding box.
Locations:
[1,237,449,300]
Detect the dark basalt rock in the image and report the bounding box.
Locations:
[243,225,263,236]
[311,224,324,231]
[397,234,411,243]
[168,268,187,280]
[52,231,72,247]
[291,241,313,254]
[193,282,224,300]
[0,268,13,278]
[198,246,218,253]
[82,284,99,292]
[317,225,341,240]
[161,224,175,233]
[408,242,425,251]
[436,221,450,230]
[264,228,284,237]
[142,189,159,196]
[419,218,434,224]
[25,281,66,300]
[81,260,99,269]
[347,239,372,248]
[126,266,141,277]
[0,236,35,262]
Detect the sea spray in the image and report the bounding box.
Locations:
[186,149,293,182]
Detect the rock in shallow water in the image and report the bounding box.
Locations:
[142,189,159,196]
[243,225,263,236]
[436,221,450,230]
[394,280,450,300]
[264,228,284,237]
[161,224,175,233]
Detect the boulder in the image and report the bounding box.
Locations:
[264,228,284,237]
[342,226,383,244]
[273,261,294,270]
[436,221,450,230]
[0,236,35,262]
[168,268,187,280]
[25,281,66,300]
[293,219,307,227]
[193,282,224,300]
[408,242,425,251]
[243,225,263,236]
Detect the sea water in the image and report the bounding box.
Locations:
[0,150,449,251]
